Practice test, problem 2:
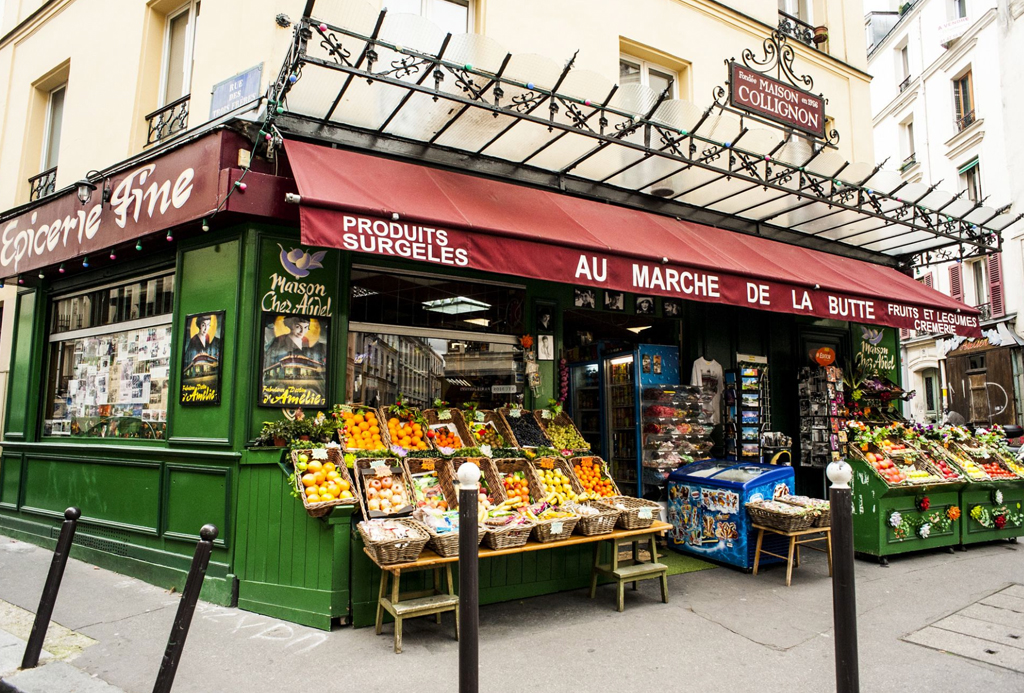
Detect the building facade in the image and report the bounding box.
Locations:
[866,0,1024,428]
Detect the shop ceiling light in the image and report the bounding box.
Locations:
[463,318,490,327]
[422,296,491,315]
[627,326,653,333]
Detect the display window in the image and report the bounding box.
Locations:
[44,271,175,439]
[347,266,526,410]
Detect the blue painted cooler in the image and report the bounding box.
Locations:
[666,461,795,570]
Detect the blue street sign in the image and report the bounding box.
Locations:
[210,64,263,118]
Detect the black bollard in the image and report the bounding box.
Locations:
[827,461,860,693]
[457,463,480,693]
[22,507,81,669]
[152,524,218,693]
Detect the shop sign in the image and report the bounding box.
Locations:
[210,64,263,118]
[812,347,836,366]
[313,212,982,338]
[0,134,222,278]
[855,325,898,380]
[491,384,518,394]
[730,63,825,138]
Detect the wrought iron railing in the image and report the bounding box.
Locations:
[900,153,917,172]
[956,109,976,132]
[28,167,57,201]
[975,302,991,321]
[778,11,815,47]
[145,94,190,147]
[899,75,912,92]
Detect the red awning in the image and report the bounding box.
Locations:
[283,140,981,338]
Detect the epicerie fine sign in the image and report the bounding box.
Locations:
[730,63,825,138]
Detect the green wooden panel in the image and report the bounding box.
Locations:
[0,453,22,506]
[961,485,1024,544]
[169,240,240,445]
[5,290,40,439]
[163,465,229,540]
[21,457,160,531]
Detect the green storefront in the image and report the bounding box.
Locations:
[3,119,992,630]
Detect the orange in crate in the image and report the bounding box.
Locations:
[339,410,385,451]
[574,457,616,498]
[387,417,429,450]
[429,425,462,449]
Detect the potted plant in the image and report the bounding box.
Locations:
[256,419,294,447]
[813,26,829,44]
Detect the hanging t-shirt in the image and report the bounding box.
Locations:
[691,357,724,424]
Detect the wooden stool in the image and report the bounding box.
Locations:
[752,523,832,587]
[375,563,459,653]
[589,532,668,611]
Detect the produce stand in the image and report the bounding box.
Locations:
[946,442,1024,545]
[364,521,671,649]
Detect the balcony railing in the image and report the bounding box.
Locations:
[900,153,917,172]
[955,109,976,132]
[28,167,57,201]
[899,75,912,92]
[975,302,991,321]
[145,94,190,147]
[778,11,817,48]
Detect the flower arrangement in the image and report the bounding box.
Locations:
[916,496,930,512]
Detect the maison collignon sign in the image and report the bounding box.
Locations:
[730,63,825,138]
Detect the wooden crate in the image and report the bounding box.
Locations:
[532,409,591,452]
[353,458,416,519]
[423,408,473,451]
[333,404,391,453]
[464,409,516,449]
[497,407,551,448]
[438,457,506,508]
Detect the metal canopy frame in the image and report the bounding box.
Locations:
[265,2,1020,269]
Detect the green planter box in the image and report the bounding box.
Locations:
[850,458,964,558]
[960,482,1024,545]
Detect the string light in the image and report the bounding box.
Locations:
[202,219,210,232]
[109,250,117,260]
[136,240,143,251]
[59,263,65,274]
[38,271,44,279]
[166,230,174,242]
[82,256,89,268]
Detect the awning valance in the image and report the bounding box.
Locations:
[284,140,982,337]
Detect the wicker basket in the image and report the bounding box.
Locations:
[533,409,591,453]
[745,502,817,532]
[353,458,416,520]
[358,519,429,565]
[569,456,621,498]
[605,496,661,530]
[497,407,551,448]
[423,408,473,451]
[775,495,830,528]
[530,456,584,498]
[333,404,392,453]
[464,409,516,449]
[291,448,357,518]
[532,514,580,543]
[380,406,431,454]
[483,519,535,550]
[493,458,545,504]
[572,500,622,536]
[438,458,507,509]
[814,506,831,527]
[423,522,487,557]
[403,458,450,511]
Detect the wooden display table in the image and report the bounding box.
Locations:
[752,523,832,587]
[365,521,671,652]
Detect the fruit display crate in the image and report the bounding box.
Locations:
[532,409,591,453]
[952,450,1024,545]
[464,409,516,449]
[848,457,964,560]
[497,407,551,448]
[422,408,473,451]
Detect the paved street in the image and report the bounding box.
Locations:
[1,535,1022,692]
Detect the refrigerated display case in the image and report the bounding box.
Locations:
[567,361,603,457]
[603,346,680,497]
[666,460,795,570]
[641,386,713,496]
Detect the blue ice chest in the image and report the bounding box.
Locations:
[666,460,795,570]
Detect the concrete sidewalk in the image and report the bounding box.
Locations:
[1,533,1022,692]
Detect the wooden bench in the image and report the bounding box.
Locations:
[366,521,672,652]
[752,523,832,587]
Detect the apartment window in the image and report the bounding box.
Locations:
[42,84,66,171]
[619,56,678,97]
[779,0,813,23]
[960,159,981,202]
[971,259,989,306]
[901,120,916,168]
[953,0,967,19]
[389,0,471,34]
[953,70,975,131]
[162,1,200,105]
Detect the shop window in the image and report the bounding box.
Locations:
[44,272,176,439]
[388,0,472,34]
[348,267,526,409]
[161,1,200,106]
[968,353,985,371]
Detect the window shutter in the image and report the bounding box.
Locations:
[949,264,963,303]
[988,253,1004,317]
[922,272,933,288]
[900,328,910,339]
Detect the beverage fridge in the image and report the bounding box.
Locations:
[602,345,680,497]
[567,360,603,457]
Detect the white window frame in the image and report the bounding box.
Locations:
[619,54,679,98]
[952,0,968,20]
[779,0,813,24]
[40,84,66,171]
[970,258,989,306]
[159,0,200,107]
[397,0,474,33]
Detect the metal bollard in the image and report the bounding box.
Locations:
[152,524,218,693]
[827,461,860,693]
[457,463,480,693]
[22,507,81,669]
